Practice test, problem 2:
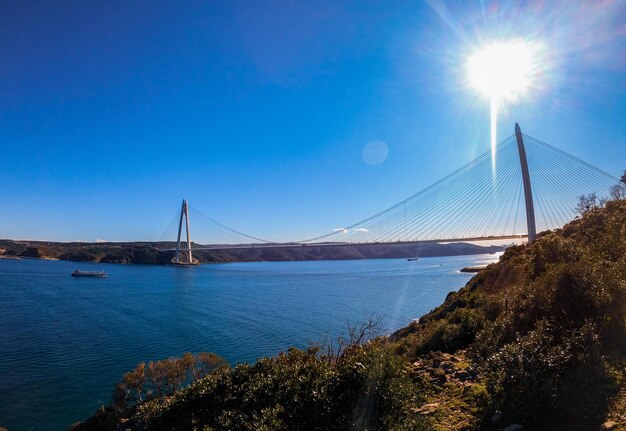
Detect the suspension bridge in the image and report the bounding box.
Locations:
[156,124,621,265]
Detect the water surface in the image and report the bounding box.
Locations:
[0,254,498,430]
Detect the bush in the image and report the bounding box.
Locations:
[484,321,610,428]
[132,343,430,431]
[529,234,581,278]
[113,352,226,409]
[419,308,485,354]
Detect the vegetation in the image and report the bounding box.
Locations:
[73,197,626,430]
[0,240,172,264]
[391,198,626,429]
[72,332,431,431]
[0,239,502,265]
[610,170,626,201]
[113,352,227,409]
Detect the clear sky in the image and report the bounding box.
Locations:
[1,0,625,242]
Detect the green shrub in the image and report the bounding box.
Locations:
[132,344,430,431]
[113,352,226,409]
[529,233,581,278]
[484,321,610,428]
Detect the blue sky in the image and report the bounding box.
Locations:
[1,0,625,242]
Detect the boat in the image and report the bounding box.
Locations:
[71,270,107,278]
[407,257,419,261]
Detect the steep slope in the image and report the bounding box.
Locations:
[390,199,626,430]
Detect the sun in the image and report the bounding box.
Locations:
[467,40,538,171]
[468,40,535,103]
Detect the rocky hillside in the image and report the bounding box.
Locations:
[390,199,626,430]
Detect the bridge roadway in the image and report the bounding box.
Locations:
[158,234,527,251]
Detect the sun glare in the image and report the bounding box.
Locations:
[467,41,537,172]
[468,41,534,102]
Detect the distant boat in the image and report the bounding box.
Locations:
[71,270,107,278]
[407,257,419,261]
[168,261,197,267]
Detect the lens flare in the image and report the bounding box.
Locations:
[467,41,538,170]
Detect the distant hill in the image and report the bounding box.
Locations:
[0,239,503,265]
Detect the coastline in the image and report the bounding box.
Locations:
[0,238,505,266]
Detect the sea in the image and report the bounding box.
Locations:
[0,253,499,431]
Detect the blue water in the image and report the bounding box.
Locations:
[0,254,497,431]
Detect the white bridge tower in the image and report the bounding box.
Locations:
[514,123,537,243]
[173,199,194,265]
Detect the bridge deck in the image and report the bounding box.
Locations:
[159,234,527,251]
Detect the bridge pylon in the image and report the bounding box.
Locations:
[173,199,195,265]
[514,123,537,243]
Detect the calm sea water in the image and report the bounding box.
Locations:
[0,254,498,431]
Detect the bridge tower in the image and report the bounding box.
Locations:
[173,199,194,264]
[514,123,537,242]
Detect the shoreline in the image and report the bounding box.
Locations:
[0,252,501,269]
[459,265,488,273]
[0,238,505,266]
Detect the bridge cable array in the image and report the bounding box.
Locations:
[155,133,620,249]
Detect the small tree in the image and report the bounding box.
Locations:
[609,183,626,201]
[607,170,626,201]
[314,313,384,364]
[113,352,226,409]
[113,362,146,407]
[193,352,226,379]
[575,193,600,215]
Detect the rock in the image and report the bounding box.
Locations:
[503,424,523,431]
[455,370,472,381]
[600,422,618,431]
[416,402,439,415]
[440,361,454,370]
[429,368,447,384]
[412,364,426,372]
[490,410,504,424]
[449,355,461,363]
[460,265,486,273]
